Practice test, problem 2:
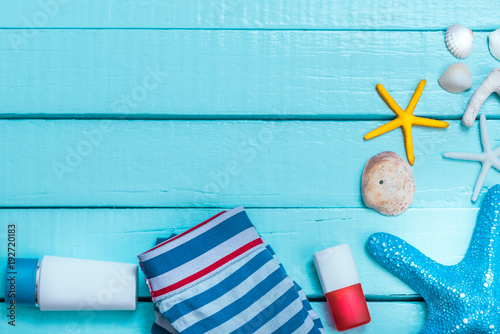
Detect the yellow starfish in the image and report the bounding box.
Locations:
[364,79,449,165]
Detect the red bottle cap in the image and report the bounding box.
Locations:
[313,244,371,331]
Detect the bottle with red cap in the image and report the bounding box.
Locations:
[313,244,371,331]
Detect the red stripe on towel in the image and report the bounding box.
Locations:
[152,238,264,299]
[142,211,227,255]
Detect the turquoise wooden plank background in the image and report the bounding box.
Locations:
[0,0,499,333]
[1,30,499,118]
[1,0,499,30]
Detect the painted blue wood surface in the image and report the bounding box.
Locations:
[0,30,499,118]
[0,208,479,299]
[0,120,497,207]
[1,302,426,334]
[1,0,499,30]
[1,0,499,333]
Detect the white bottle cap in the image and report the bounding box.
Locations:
[313,244,360,293]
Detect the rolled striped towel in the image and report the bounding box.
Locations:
[138,206,325,334]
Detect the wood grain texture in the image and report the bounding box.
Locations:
[313,302,425,333]
[1,301,155,333]
[0,0,499,30]
[0,301,426,334]
[1,30,499,118]
[0,208,479,298]
[0,1,495,332]
[0,119,497,207]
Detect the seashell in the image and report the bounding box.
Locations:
[438,62,473,93]
[361,151,415,216]
[445,24,474,59]
[489,28,500,61]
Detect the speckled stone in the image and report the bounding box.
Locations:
[362,151,415,216]
[367,185,500,333]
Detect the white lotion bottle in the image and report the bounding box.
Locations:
[6,256,137,311]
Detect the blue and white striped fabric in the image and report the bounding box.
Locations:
[139,206,325,334]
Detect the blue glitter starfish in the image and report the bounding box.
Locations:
[367,185,500,333]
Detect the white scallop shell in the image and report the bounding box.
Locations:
[438,62,473,93]
[489,28,500,61]
[361,151,415,216]
[445,24,474,59]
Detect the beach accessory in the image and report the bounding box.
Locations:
[150,235,180,334]
[364,80,449,165]
[5,256,137,311]
[361,151,415,216]
[138,206,325,334]
[462,68,500,127]
[152,306,180,334]
[489,28,500,61]
[313,244,370,331]
[445,24,474,59]
[367,185,500,333]
[444,114,500,202]
[438,63,473,94]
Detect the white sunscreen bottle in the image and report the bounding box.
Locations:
[5,256,137,311]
